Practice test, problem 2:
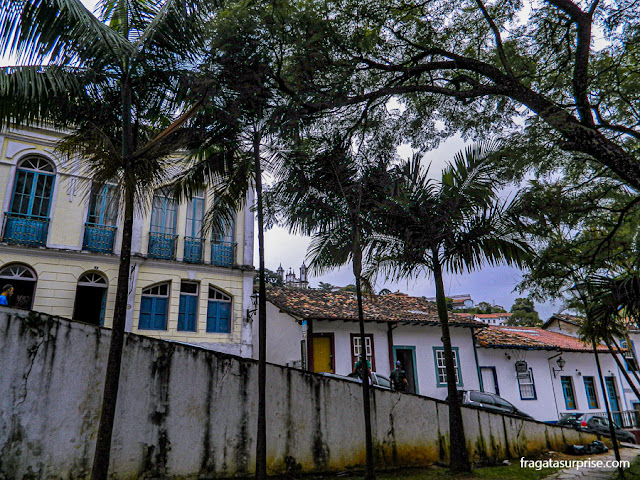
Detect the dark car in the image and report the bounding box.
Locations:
[557,413,636,444]
[449,390,535,420]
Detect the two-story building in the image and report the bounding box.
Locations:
[0,125,255,355]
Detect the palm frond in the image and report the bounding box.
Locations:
[0,0,131,65]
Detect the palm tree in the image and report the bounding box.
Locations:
[0,1,218,478]
[267,130,398,480]
[372,142,531,473]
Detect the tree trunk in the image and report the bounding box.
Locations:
[352,224,375,480]
[606,341,640,402]
[253,130,268,480]
[432,254,471,473]
[92,75,135,480]
[592,341,623,479]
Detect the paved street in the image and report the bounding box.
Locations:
[543,446,640,479]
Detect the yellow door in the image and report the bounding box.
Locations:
[312,336,333,373]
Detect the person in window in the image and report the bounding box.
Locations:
[354,358,372,384]
[390,360,409,392]
[0,284,14,305]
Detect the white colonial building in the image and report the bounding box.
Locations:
[259,287,483,400]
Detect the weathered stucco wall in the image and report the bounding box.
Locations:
[0,309,597,479]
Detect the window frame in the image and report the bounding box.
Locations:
[350,333,376,372]
[177,281,199,332]
[517,367,537,400]
[206,285,232,333]
[561,376,578,410]
[433,346,463,388]
[10,157,56,218]
[583,376,599,409]
[139,282,170,331]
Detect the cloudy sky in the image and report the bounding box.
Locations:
[10,0,562,320]
[259,136,563,320]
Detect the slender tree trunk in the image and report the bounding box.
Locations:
[92,74,135,480]
[433,254,471,473]
[253,130,268,480]
[352,224,375,480]
[593,341,623,479]
[613,341,640,394]
[606,341,640,402]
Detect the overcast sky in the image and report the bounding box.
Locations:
[8,0,562,320]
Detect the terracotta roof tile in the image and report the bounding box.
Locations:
[476,325,610,352]
[475,313,513,319]
[265,287,482,327]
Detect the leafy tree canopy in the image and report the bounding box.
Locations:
[506,298,542,326]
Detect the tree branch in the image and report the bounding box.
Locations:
[472,0,515,77]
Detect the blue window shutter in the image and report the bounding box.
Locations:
[178,295,187,331]
[140,296,153,329]
[206,300,218,332]
[218,301,231,333]
[178,295,197,331]
[154,297,168,330]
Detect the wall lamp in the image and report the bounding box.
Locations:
[552,356,566,378]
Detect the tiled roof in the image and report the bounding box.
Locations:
[265,287,482,327]
[476,325,610,352]
[543,313,584,329]
[475,313,513,319]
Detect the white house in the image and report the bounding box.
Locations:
[473,313,513,325]
[476,325,638,424]
[259,287,483,400]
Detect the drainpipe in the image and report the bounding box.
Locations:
[547,351,562,421]
[471,328,483,392]
[387,322,397,373]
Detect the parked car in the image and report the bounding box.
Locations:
[347,371,392,390]
[557,413,637,444]
[318,371,392,390]
[448,390,534,420]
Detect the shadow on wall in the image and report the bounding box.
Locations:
[0,307,598,479]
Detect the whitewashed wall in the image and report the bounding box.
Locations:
[477,348,636,422]
[0,308,600,479]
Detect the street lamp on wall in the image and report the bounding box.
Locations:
[552,356,566,378]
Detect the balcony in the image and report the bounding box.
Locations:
[2,213,49,247]
[211,241,236,267]
[83,223,117,253]
[183,237,204,263]
[148,232,178,260]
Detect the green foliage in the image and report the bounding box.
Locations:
[254,268,284,287]
[318,282,335,291]
[506,298,541,326]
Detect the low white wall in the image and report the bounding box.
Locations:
[0,308,597,479]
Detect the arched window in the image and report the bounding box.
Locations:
[206,286,231,333]
[0,263,37,309]
[4,156,56,246]
[73,272,108,326]
[139,282,170,330]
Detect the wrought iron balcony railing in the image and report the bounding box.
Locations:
[183,236,204,263]
[83,223,117,253]
[2,212,49,247]
[148,232,178,260]
[211,241,236,267]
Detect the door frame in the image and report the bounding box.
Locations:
[393,345,419,394]
[312,333,335,373]
[479,366,499,396]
